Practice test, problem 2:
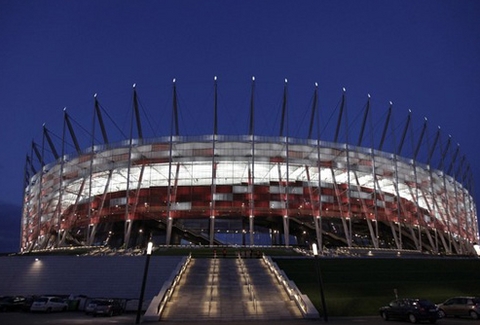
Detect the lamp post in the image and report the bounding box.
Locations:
[136,241,153,324]
[312,243,328,322]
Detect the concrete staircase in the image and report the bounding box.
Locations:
[160,257,303,321]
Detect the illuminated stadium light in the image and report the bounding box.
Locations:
[20,80,478,256]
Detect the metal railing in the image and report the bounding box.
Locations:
[208,256,217,314]
[262,255,319,319]
[237,253,257,312]
[143,254,191,321]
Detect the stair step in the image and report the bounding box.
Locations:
[161,257,303,321]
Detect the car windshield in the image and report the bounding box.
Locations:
[415,300,435,307]
[96,301,111,306]
[35,298,48,303]
[89,300,104,304]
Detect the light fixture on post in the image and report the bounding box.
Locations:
[136,241,153,324]
[312,243,328,322]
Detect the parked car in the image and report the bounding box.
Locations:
[0,296,26,312]
[438,296,480,319]
[379,298,440,323]
[21,296,37,312]
[30,296,68,312]
[85,299,123,317]
[85,299,104,315]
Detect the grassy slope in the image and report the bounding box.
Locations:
[274,257,480,316]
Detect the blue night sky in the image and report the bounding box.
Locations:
[1,0,479,252]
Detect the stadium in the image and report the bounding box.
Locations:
[21,79,478,255]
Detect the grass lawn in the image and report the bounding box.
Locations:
[274,257,480,316]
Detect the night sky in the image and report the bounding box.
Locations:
[1,0,479,253]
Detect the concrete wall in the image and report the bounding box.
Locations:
[0,255,183,300]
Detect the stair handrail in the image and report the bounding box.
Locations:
[143,254,192,321]
[158,254,191,314]
[262,255,319,319]
[208,256,217,314]
[237,253,257,312]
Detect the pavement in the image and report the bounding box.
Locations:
[0,312,379,325]
[0,312,475,325]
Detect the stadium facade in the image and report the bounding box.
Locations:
[21,79,478,255]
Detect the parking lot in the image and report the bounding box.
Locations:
[0,311,135,325]
[1,312,479,325]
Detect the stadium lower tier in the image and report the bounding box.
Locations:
[25,185,476,256]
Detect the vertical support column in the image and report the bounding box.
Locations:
[35,135,46,250]
[248,152,255,245]
[389,221,401,248]
[413,119,428,252]
[452,174,462,255]
[123,153,133,247]
[366,219,378,249]
[124,219,133,248]
[86,158,94,246]
[284,140,290,247]
[209,216,215,246]
[417,185,437,252]
[59,178,86,247]
[306,164,322,252]
[86,224,96,247]
[209,76,218,246]
[428,170,441,254]
[412,163,423,252]
[330,166,351,247]
[166,79,181,246]
[248,77,256,246]
[85,95,98,247]
[124,85,137,248]
[308,83,323,253]
[209,145,217,246]
[282,215,290,246]
[87,169,112,246]
[443,178,452,254]
[87,224,98,247]
[21,158,30,251]
[334,88,351,247]
[165,146,174,246]
[315,216,322,253]
[248,139,255,246]
[56,116,67,248]
[277,154,290,247]
[459,157,471,254]
[340,217,351,247]
[392,153,404,250]
[284,80,290,247]
[465,176,478,247]
[249,215,254,246]
[165,215,173,246]
[315,155,323,252]
[344,108,353,248]
[427,127,441,253]
[439,136,453,254]
[278,79,290,247]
